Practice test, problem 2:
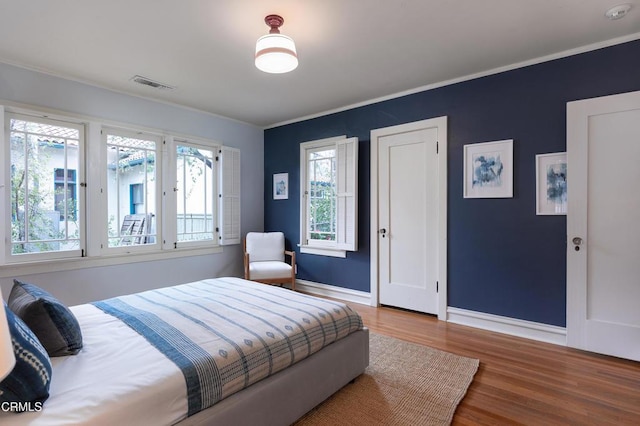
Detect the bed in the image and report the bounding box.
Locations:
[0,277,369,425]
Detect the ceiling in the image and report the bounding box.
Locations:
[0,1,639,128]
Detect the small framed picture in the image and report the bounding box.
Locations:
[536,152,567,215]
[463,139,513,198]
[273,173,288,200]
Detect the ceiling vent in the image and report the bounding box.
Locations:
[130,75,175,90]
[605,4,632,20]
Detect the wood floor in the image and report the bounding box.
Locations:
[347,303,640,425]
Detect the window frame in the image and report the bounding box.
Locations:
[299,135,358,258]
[166,136,221,250]
[0,103,240,274]
[2,109,86,264]
[101,126,162,254]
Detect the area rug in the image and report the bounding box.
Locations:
[295,332,479,426]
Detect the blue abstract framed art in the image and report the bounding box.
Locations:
[463,139,513,198]
[273,172,289,200]
[536,152,567,215]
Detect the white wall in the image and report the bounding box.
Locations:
[0,62,264,305]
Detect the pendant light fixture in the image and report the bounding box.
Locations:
[255,14,298,74]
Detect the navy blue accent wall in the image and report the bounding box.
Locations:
[264,40,640,327]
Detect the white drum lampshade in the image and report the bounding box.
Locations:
[255,15,298,74]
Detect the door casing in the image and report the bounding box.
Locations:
[566,90,640,361]
[370,117,448,320]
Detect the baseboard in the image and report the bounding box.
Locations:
[447,307,567,346]
[296,279,371,306]
[296,282,566,346]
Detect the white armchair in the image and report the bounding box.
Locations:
[243,232,296,291]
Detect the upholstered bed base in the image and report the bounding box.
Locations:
[178,328,369,426]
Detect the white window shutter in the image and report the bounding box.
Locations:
[335,137,358,251]
[219,146,241,245]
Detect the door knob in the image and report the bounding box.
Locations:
[379,228,387,238]
[572,237,583,251]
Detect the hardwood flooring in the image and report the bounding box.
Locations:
[347,303,640,425]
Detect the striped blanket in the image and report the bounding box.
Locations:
[92,277,363,417]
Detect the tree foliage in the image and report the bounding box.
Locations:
[10,135,67,253]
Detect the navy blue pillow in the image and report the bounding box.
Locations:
[0,304,52,405]
[9,280,83,357]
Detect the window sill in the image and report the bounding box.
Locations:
[299,245,347,258]
[0,246,224,279]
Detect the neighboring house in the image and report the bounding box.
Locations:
[106,147,158,244]
[9,134,197,250]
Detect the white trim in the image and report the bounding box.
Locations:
[299,136,346,252]
[299,246,346,258]
[267,32,640,129]
[162,135,176,250]
[3,111,87,264]
[101,126,163,255]
[447,307,567,346]
[369,127,379,309]
[86,122,103,257]
[299,135,347,150]
[370,117,448,320]
[299,135,358,255]
[295,279,371,306]
[0,100,227,148]
[436,119,448,321]
[0,246,223,279]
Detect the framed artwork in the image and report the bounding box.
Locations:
[463,139,513,198]
[536,152,567,215]
[273,173,288,200]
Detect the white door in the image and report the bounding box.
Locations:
[371,118,447,316]
[567,90,640,361]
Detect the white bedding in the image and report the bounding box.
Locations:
[0,277,364,425]
[0,303,188,425]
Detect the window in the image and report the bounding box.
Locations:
[5,113,84,261]
[176,142,216,244]
[308,148,337,241]
[129,183,144,214]
[104,128,159,249]
[1,104,241,268]
[54,169,77,220]
[300,136,358,257]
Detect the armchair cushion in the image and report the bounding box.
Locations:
[245,232,285,262]
[249,261,293,281]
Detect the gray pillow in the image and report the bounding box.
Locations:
[8,280,83,357]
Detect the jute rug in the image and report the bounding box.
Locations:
[295,332,479,426]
